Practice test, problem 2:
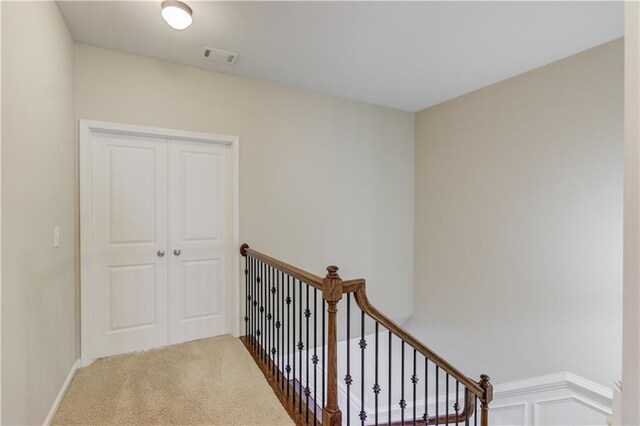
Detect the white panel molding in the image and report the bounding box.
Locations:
[533,395,611,425]
[491,402,529,425]
[43,359,80,425]
[493,372,612,426]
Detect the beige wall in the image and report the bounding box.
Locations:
[1,1,77,424]
[412,39,623,387]
[74,44,415,322]
[623,2,640,423]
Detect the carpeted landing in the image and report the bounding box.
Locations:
[53,335,294,425]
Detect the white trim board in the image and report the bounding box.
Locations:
[79,119,241,367]
[43,359,80,425]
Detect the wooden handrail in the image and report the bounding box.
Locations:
[351,282,486,398]
[241,244,324,290]
[342,279,365,293]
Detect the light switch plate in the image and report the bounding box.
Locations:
[54,227,60,248]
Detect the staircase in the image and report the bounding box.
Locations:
[240,244,493,425]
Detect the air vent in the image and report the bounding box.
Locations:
[201,47,238,65]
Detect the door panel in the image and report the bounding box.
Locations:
[108,146,157,244]
[182,151,221,241]
[108,264,156,331]
[92,132,168,358]
[182,259,222,320]
[169,142,230,343]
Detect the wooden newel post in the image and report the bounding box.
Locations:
[479,374,493,426]
[322,265,343,426]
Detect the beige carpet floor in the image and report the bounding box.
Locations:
[53,335,294,425]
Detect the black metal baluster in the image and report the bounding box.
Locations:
[272,268,276,379]
[474,396,478,426]
[298,278,303,415]
[346,294,351,426]
[423,357,429,425]
[282,272,286,388]
[305,283,310,423]
[248,257,252,345]
[275,269,280,383]
[251,259,258,349]
[263,262,267,361]
[287,275,291,397]
[258,262,265,356]
[446,373,449,426]
[292,278,296,407]
[400,341,406,425]
[313,288,318,425]
[273,267,278,376]
[250,258,254,347]
[259,262,263,358]
[412,349,417,426]
[455,381,460,426]
[279,270,282,382]
[271,266,276,375]
[374,321,380,426]
[464,387,470,426]
[264,264,268,362]
[254,258,259,350]
[264,263,268,362]
[435,366,439,426]
[245,257,248,338]
[360,310,366,425]
[322,298,326,411]
[270,267,274,376]
[266,266,270,366]
[254,258,258,348]
[281,271,285,389]
[388,331,392,426]
[254,258,258,347]
[276,271,280,386]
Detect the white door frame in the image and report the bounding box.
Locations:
[79,119,240,367]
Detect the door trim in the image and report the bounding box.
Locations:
[79,119,240,367]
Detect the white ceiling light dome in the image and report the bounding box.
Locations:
[161,1,192,30]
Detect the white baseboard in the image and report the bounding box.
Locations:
[43,359,80,426]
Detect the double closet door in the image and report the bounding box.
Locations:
[90,131,231,359]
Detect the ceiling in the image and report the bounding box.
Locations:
[57,1,623,112]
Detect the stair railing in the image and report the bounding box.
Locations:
[240,244,492,426]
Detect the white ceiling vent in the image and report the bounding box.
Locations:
[201,47,238,65]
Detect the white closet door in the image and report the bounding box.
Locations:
[169,141,230,344]
[91,132,169,359]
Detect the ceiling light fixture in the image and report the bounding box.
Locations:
[161,0,192,30]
